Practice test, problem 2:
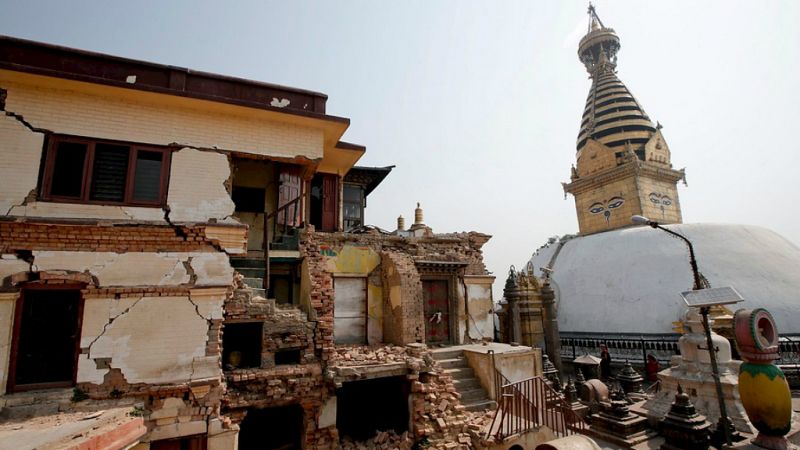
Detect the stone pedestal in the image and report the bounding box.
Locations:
[644,310,755,435]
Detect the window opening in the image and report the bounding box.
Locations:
[222,322,263,370]
[343,184,364,231]
[275,349,302,365]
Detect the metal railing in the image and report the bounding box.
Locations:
[487,372,586,441]
[262,195,302,290]
[558,332,800,388]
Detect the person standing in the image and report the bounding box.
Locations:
[646,354,660,382]
[600,344,612,380]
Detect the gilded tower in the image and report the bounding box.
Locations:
[563,6,686,235]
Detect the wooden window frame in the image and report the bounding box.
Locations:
[342,183,364,231]
[40,135,172,207]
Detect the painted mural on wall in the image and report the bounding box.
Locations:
[648,192,673,219]
[588,196,625,225]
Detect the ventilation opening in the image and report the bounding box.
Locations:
[275,349,302,365]
[222,322,263,370]
[337,376,410,441]
[239,405,304,450]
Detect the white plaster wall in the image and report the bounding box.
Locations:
[78,290,224,385]
[8,202,166,222]
[29,251,232,287]
[0,293,18,395]
[466,281,494,341]
[0,255,31,282]
[190,253,235,287]
[0,115,43,215]
[167,148,236,223]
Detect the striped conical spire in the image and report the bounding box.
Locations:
[576,5,657,154]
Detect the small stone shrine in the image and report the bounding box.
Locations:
[617,361,646,401]
[589,386,657,447]
[659,385,711,450]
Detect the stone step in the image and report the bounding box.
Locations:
[444,367,475,380]
[250,288,266,298]
[431,348,465,361]
[437,357,468,370]
[462,398,497,412]
[460,387,490,402]
[453,377,483,391]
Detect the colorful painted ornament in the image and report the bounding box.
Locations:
[733,308,793,449]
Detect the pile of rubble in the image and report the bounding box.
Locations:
[340,430,413,450]
[332,345,410,366]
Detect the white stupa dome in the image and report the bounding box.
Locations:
[529,223,800,335]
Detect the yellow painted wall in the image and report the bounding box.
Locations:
[574,177,643,234]
[320,244,384,343]
[0,72,324,160]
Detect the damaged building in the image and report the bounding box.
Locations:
[0,36,510,450]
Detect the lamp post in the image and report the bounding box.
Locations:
[631,215,733,446]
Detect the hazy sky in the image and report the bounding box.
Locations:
[3,1,798,300]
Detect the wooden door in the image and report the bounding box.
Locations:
[423,280,450,344]
[10,288,83,391]
[321,174,338,231]
[278,167,302,226]
[334,277,366,344]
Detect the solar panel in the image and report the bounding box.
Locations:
[680,287,744,308]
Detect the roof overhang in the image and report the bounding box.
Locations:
[316,141,366,176]
[343,165,395,196]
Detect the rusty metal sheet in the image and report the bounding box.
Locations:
[334,278,366,344]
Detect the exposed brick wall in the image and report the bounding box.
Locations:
[313,231,491,277]
[299,229,335,362]
[0,220,244,253]
[223,280,336,449]
[381,251,424,344]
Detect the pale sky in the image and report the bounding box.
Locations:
[2,1,799,301]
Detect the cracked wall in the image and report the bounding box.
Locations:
[0,250,233,393]
[0,78,318,227]
[166,148,236,223]
[30,251,233,287]
[0,114,43,215]
[78,289,224,385]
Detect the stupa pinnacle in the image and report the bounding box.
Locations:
[563,5,687,235]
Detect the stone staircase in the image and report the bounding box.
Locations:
[431,348,496,412]
[230,257,267,298]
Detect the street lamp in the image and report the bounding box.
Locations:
[631,215,734,445]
